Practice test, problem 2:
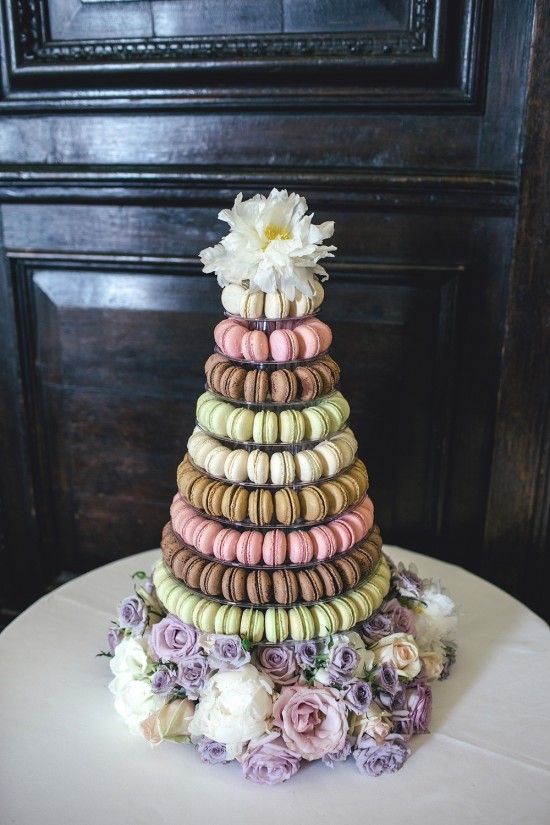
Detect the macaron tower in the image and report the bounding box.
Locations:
[155,275,392,639]
[105,190,457,784]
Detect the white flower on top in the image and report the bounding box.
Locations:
[199,189,336,299]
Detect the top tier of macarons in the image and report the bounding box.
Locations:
[221,282,324,321]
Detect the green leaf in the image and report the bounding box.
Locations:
[132,571,148,580]
[96,651,113,658]
[241,636,252,652]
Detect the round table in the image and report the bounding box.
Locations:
[1,547,549,825]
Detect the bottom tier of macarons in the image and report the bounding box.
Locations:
[152,553,391,642]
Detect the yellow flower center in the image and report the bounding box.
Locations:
[262,224,291,248]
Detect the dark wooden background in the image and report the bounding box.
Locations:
[0,0,548,622]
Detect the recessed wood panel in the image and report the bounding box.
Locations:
[26,262,458,572]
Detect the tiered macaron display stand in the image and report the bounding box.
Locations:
[104,189,457,785]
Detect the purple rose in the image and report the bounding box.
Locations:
[392,563,423,600]
[118,595,147,634]
[322,738,352,768]
[151,666,177,695]
[196,737,228,765]
[176,654,210,699]
[328,642,359,682]
[382,598,416,635]
[150,615,200,663]
[242,733,301,785]
[208,635,251,670]
[360,612,393,644]
[393,682,432,737]
[107,626,124,654]
[256,645,299,686]
[353,733,411,776]
[344,679,372,714]
[295,640,318,670]
[376,661,401,695]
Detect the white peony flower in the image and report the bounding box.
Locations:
[109,636,165,736]
[199,189,336,299]
[415,582,458,650]
[189,663,273,759]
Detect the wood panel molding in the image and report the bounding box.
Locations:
[1,0,490,110]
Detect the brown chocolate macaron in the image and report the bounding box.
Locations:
[244,369,269,403]
[187,474,212,510]
[209,360,232,394]
[171,547,194,580]
[222,566,248,602]
[220,366,246,400]
[205,352,231,385]
[337,473,362,504]
[316,562,344,598]
[182,555,208,590]
[160,521,185,566]
[294,366,323,401]
[199,561,225,597]
[297,567,324,602]
[332,555,362,589]
[310,362,334,395]
[274,488,299,526]
[246,569,273,605]
[248,488,274,526]
[202,480,226,517]
[270,369,298,403]
[319,354,341,385]
[272,569,299,605]
[319,480,348,515]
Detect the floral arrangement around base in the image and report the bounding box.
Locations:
[101,555,457,785]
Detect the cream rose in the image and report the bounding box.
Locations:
[141,698,195,745]
[372,633,421,679]
[350,703,393,746]
[188,664,273,759]
[421,650,445,681]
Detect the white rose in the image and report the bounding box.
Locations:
[141,698,195,745]
[109,636,150,678]
[372,632,421,679]
[189,664,273,759]
[110,675,165,736]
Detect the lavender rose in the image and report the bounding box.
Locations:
[256,645,299,686]
[176,654,210,699]
[360,612,393,644]
[353,733,411,776]
[196,737,228,765]
[376,661,401,695]
[107,626,124,654]
[151,666,177,695]
[327,642,359,683]
[382,598,416,635]
[344,679,372,714]
[392,563,423,600]
[295,640,318,670]
[242,733,301,785]
[322,738,352,768]
[118,595,147,634]
[393,682,432,737]
[208,635,250,670]
[273,684,348,761]
[150,615,200,663]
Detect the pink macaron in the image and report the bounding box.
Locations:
[181,514,207,546]
[241,330,269,362]
[287,530,314,564]
[262,530,287,565]
[236,530,263,565]
[339,511,366,544]
[309,524,337,560]
[269,329,300,362]
[327,519,355,553]
[192,519,223,556]
[221,323,247,358]
[305,318,332,352]
[170,493,193,539]
[213,528,240,561]
[294,323,321,359]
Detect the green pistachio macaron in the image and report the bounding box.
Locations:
[240,608,265,643]
[288,605,316,641]
[265,607,289,642]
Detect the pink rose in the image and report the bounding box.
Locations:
[273,684,348,761]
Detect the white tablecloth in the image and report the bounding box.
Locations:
[1,547,549,825]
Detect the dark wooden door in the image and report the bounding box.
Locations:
[0,0,548,620]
